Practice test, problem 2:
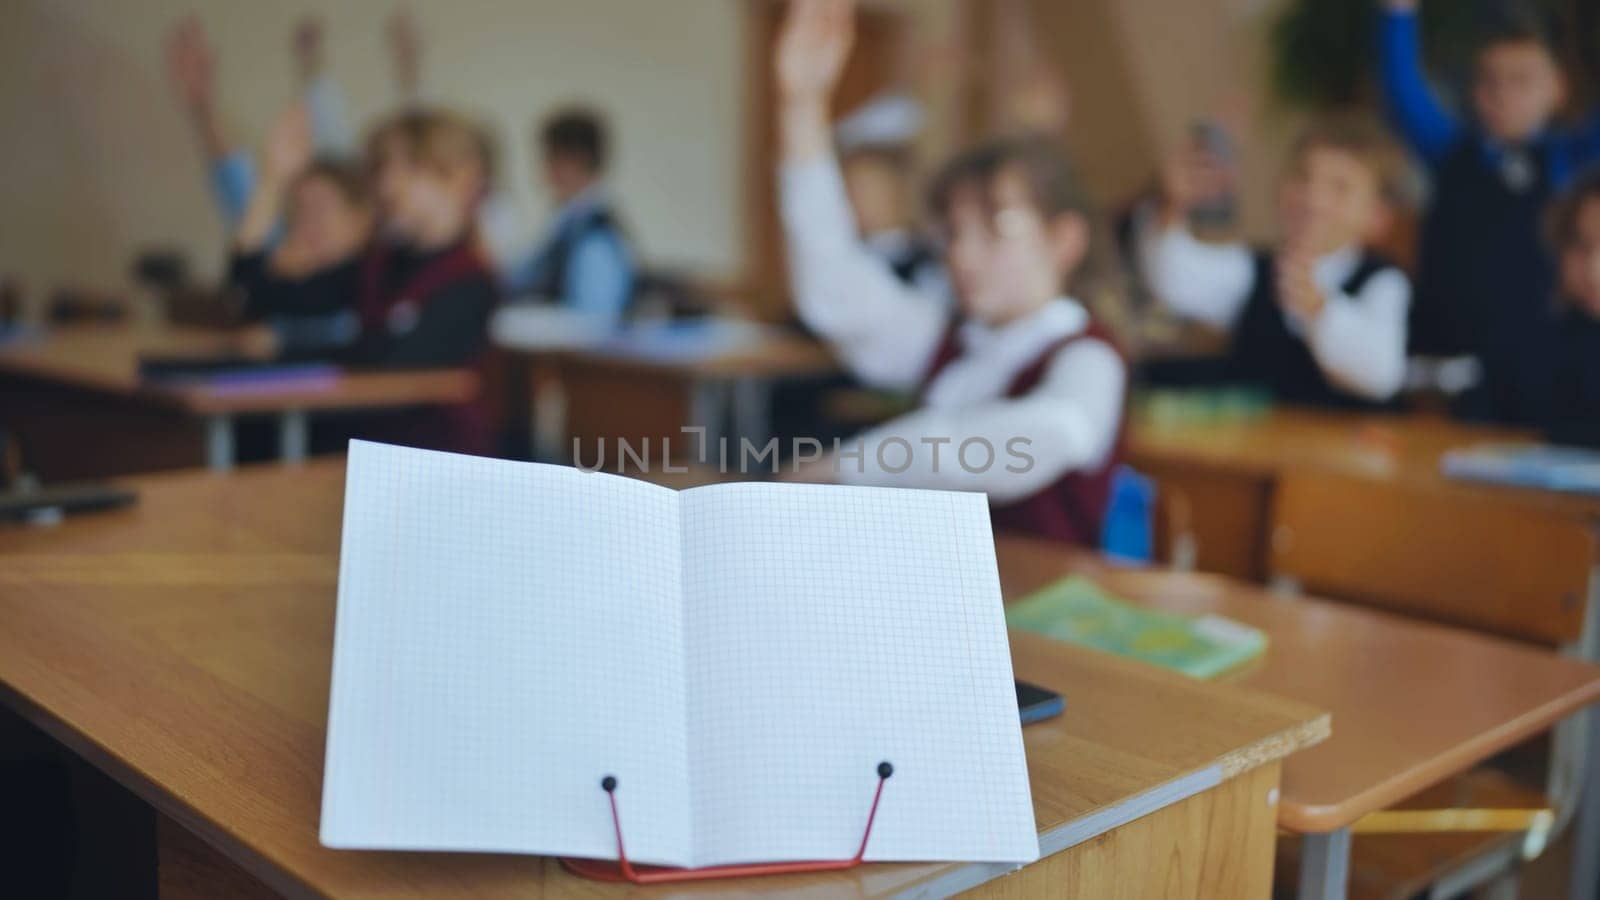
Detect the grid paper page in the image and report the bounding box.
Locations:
[321,441,692,864]
[681,482,1038,867]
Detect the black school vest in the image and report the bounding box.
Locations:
[527,205,630,305]
[1413,135,1561,425]
[1548,309,1600,448]
[920,317,1128,547]
[1228,251,1397,411]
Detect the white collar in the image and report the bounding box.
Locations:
[956,297,1088,356]
[1312,244,1362,288]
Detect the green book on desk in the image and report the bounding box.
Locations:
[1006,576,1267,679]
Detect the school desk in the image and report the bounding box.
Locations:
[494,324,838,460]
[1000,539,1600,900]
[0,460,1324,899]
[0,325,478,475]
[1128,407,1600,582]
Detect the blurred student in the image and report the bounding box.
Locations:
[166,16,354,228]
[227,104,373,354]
[1544,168,1600,448]
[1380,0,1600,424]
[1139,117,1411,407]
[777,0,1127,547]
[334,108,499,453]
[834,94,947,299]
[501,108,635,326]
[166,10,528,270]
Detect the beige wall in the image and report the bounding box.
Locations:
[0,0,746,315]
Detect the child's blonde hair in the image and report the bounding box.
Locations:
[1290,114,1411,208]
[367,107,495,192]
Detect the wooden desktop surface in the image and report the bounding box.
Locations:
[998,539,1600,833]
[0,461,1323,898]
[1130,408,1600,520]
[0,324,478,416]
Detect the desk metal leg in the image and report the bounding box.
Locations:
[278,411,309,464]
[204,415,235,472]
[533,377,567,464]
[689,380,730,464]
[1576,721,1600,900]
[1570,562,1600,900]
[1299,829,1350,900]
[731,378,772,449]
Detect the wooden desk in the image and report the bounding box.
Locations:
[997,539,1600,899]
[496,326,838,460]
[0,461,1323,898]
[1128,408,1600,581]
[0,325,478,474]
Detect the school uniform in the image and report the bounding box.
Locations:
[501,186,635,325]
[226,250,360,355]
[326,239,498,455]
[1380,8,1600,424]
[1138,213,1411,407]
[782,158,1128,546]
[1548,308,1600,448]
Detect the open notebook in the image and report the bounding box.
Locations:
[321,441,1039,868]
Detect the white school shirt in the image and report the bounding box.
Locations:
[1135,209,1411,401]
[781,159,1125,502]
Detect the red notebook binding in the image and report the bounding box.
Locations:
[561,761,893,884]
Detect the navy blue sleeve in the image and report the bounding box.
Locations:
[1378,10,1462,163]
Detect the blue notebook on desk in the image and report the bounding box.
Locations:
[1441,445,1600,496]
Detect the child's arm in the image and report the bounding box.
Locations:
[835,339,1125,500]
[778,0,947,391]
[166,16,256,226]
[234,104,312,256]
[1378,0,1461,163]
[1135,148,1255,328]
[1278,246,1411,400]
[388,7,424,109]
[293,16,358,156]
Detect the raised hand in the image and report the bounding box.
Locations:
[1158,144,1232,225]
[388,6,423,102]
[293,16,324,84]
[776,0,855,105]
[165,15,215,114]
[263,103,313,186]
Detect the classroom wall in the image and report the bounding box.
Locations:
[0,0,746,316]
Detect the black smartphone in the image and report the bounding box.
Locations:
[1015,680,1064,725]
[0,484,137,523]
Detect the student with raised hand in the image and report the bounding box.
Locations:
[1380,0,1600,424]
[777,0,1128,547]
[165,15,356,228]
[1139,117,1412,408]
[1544,168,1600,448]
[500,108,636,325]
[226,103,374,354]
[833,96,947,299]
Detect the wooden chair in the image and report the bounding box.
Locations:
[1267,469,1599,899]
